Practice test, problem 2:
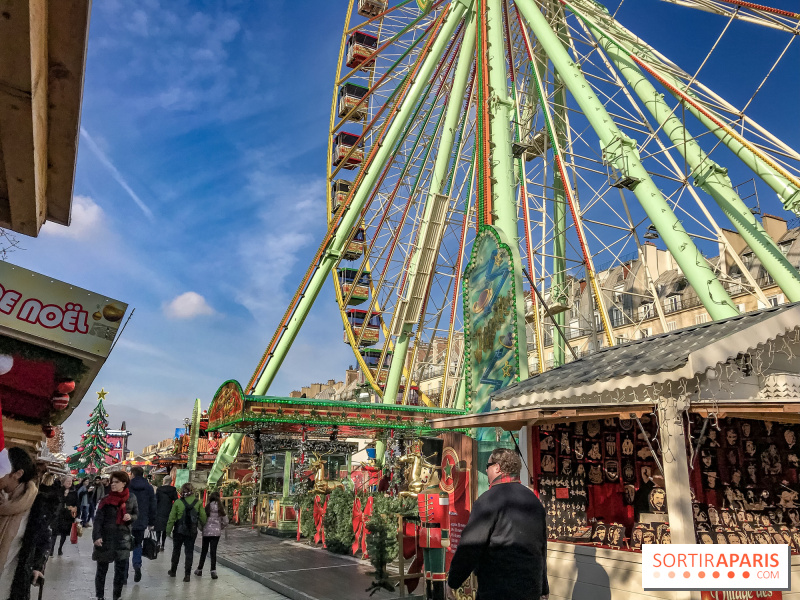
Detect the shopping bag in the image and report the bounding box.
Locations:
[142,530,159,560]
[76,524,83,538]
[70,522,78,544]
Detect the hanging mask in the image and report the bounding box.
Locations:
[574,438,584,460]
[560,432,571,455]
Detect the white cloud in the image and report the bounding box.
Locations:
[41,195,106,239]
[163,291,215,319]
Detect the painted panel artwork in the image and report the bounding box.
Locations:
[463,226,521,440]
[208,380,245,430]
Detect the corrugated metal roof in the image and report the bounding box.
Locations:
[493,302,799,403]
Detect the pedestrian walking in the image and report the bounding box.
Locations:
[90,475,105,525]
[0,447,39,588]
[51,476,78,556]
[127,466,156,583]
[92,471,138,600]
[154,477,178,551]
[166,483,206,582]
[77,478,92,526]
[194,491,228,580]
[447,448,549,600]
[7,472,60,600]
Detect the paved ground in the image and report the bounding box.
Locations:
[43,527,290,600]
[204,527,406,600]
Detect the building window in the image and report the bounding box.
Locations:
[638,328,651,339]
[666,295,681,313]
[572,300,580,319]
[616,336,628,345]
[639,303,654,319]
[613,285,624,303]
[695,313,709,324]
[594,312,602,330]
[736,303,746,313]
[667,321,677,331]
[609,307,624,327]
[780,243,791,257]
[768,294,784,307]
[742,253,754,268]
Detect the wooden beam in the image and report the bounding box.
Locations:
[0,0,48,236]
[45,0,90,226]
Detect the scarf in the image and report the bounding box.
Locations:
[97,488,130,524]
[0,480,38,570]
[489,473,520,488]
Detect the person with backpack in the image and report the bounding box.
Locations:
[127,466,156,584]
[165,483,206,582]
[194,491,228,580]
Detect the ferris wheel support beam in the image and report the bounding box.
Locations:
[251,0,470,398]
[516,0,738,321]
[382,0,477,408]
[598,39,800,302]
[485,0,530,379]
[568,0,800,215]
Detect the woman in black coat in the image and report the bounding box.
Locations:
[93,471,138,600]
[154,477,178,550]
[51,476,78,556]
[9,474,61,600]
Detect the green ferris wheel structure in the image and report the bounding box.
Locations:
[208,0,800,484]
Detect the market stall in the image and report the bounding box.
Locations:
[433,302,800,600]
[206,379,467,536]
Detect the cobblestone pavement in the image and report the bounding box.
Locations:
[41,528,290,600]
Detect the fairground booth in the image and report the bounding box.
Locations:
[206,379,466,536]
[0,262,128,449]
[433,303,800,600]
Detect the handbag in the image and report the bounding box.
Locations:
[70,522,78,545]
[142,530,159,560]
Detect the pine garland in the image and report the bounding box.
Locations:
[323,487,356,554]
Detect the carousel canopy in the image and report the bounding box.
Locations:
[207,379,465,438]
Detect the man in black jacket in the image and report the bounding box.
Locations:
[447,448,549,600]
[127,466,156,584]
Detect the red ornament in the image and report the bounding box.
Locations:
[56,380,76,394]
[52,394,70,411]
[42,425,55,438]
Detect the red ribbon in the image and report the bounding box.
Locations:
[352,498,364,555]
[232,490,241,525]
[313,494,327,546]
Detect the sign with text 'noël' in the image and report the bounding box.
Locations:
[642,545,791,591]
[0,262,128,358]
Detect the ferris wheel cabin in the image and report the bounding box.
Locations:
[343,226,365,260]
[332,131,364,170]
[331,180,352,216]
[343,309,381,347]
[346,31,378,70]
[357,0,388,18]
[359,349,392,386]
[338,83,369,122]
[337,268,370,305]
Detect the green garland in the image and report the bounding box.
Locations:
[323,488,356,554]
[365,495,417,593]
[0,334,89,383]
[290,493,316,539]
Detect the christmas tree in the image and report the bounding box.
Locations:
[67,389,113,473]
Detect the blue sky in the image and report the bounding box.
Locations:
[11,0,797,450]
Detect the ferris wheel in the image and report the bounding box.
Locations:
[246,0,800,412]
